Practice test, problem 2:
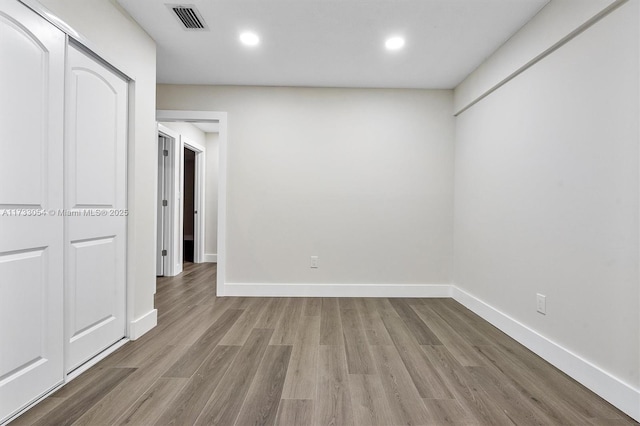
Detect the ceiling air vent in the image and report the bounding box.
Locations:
[168,4,208,30]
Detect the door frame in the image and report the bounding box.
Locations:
[156,110,228,296]
[181,139,206,264]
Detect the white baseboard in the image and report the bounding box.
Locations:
[204,253,217,263]
[129,309,157,340]
[223,283,452,298]
[451,286,640,422]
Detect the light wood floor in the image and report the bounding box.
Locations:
[12,263,637,425]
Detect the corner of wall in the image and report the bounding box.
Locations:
[129,309,157,340]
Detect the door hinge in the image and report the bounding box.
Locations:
[163,149,169,156]
[162,249,167,256]
[162,200,168,206]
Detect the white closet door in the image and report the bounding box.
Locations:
[65,44,128,372]
[0,1,65,422]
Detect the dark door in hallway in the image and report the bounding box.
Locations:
[183,147,196,263]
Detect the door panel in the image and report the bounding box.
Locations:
[0,2,65,423]
[0,7,50,207]
[65,44,127,372]
[69,70,119,207]
[70,237,117,337]
[0,249,48,374]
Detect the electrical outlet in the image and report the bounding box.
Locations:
[536,293,546,315]
[310,256,319,268]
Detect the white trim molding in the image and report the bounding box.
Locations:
[128,309,157,340]
[451,286,640,422]
[222,283,452,298]
[204,253,217,263]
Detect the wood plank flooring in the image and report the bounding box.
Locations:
[12,263,637,425]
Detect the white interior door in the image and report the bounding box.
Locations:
[65,43,128,373]
[0,2,65,422]
[157,135,167,276]
[157,125,181,277]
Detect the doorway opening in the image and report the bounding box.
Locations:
[183,147,196,264]
[155,120,217,279]
[156,110,227,295]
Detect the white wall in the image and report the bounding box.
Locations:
[159,121,206,147]
[205,132,219,261]
[36,0,157,337]
[157,86,455,288]
[454,0,639,416]
[454,0,619,113]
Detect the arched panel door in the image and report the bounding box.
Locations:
[64,43,128,373]
[0,1,65,422]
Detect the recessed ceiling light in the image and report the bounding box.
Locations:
[240,31,260,46]
[385,36,405,51]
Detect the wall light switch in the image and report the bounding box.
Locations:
[536,293,546,315]
[310,256,319,268]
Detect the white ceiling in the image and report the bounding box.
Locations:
[118,0,549,89]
